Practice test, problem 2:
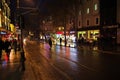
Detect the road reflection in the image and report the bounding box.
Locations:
[0,50,25,80]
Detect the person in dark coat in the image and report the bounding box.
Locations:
[12,39,18,54]
[48,37,52,49]
[4,39,11,60]
[0,37,4,60]
[60,38,62,46]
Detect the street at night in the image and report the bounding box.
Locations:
[0,40,120,80]
[1,0,120,80]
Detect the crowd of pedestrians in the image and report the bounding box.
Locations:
[0,36,20,61]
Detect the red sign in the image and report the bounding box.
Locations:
[56,31,63,34]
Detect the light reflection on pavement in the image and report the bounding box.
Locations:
[0,49,20,68]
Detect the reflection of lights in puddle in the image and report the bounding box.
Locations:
[1,50,18,68]
[2,61,7,67]
[72,53,77,56]
[10,53,15,59]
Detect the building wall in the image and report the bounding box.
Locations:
[117,0,120,24]
[100,0,117,25]
[117,0,120,44]
[0,0,11,30]
[79,0,100,27]
[77,0,118,45]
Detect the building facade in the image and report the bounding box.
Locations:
[0,0,11,34]
[77,0,118,45]
[117,0,120,44]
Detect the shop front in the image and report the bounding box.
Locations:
[54,31,76,47]
[78,29,100,45]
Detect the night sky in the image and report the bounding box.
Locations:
[9,0,79,31]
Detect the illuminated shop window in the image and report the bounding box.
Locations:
[94,4,98,10]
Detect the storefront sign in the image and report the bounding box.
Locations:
[56,31,63,34]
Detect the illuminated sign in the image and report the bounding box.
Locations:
[56,31,63,34]
[0,31,6,34]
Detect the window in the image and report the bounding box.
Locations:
[96,18,99,24]
[94,4,98,10]
[87,8,89,14]
[87,20,89,25]
[79,10,81,15]
[79,21,80,26]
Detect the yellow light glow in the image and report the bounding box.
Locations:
[10,24,15,32]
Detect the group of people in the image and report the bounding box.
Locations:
[0,36,19,61]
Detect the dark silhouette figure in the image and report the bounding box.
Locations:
[60,38,62,46]
[4,39,11,60]
[0,37,3,60]
[12,39,18,54]
[20,51,26,71]
[48,37,52,49]
[17,40,21,51]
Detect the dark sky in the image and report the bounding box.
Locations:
[10,0,77,31]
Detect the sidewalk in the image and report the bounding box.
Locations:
[98,45,120,55]
[0,49,39,80]
[39,40,120,55]
[78,44,120,55]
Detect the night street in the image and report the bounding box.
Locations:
[0,41,120,80]
[1,0,120,80]
[0,40,119,80]
[24,41,120,80]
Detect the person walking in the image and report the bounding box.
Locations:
[60,37,62,46]
[12,39,18,54]
[48,37,52,49]
[4,39,12,60]
[0,37,3,61]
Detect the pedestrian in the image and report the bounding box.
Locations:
[0,36,4,61]
[20,51,26,71]
[12,39,18,54]
[48,37,52,49]
[17,40,21,51]
[4,39,12,60]
[60,37,62,46]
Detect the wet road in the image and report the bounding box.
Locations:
[24,41,120,80]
